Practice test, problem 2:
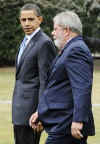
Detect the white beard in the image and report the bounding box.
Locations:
[54,39,62,50]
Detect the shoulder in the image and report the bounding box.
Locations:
[66,37,91,55]
[34,30,53,47]
[38,30,51,41]
[38,30,56,49]
[63,38,93,63]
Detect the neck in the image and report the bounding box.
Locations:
[68,32,79,40]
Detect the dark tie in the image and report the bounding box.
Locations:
[17,37,28,64]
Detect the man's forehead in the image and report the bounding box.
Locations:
[20,10,37,17]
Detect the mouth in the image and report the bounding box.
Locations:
[24,27,32,31]
[23,28,33,34]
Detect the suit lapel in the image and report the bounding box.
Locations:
[49,36,83,79]
[16,30,42,76]
[15,44,21,73]
[16,40,35,75]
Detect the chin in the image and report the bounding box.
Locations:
[54,40,61,49]
[25,32,32,35]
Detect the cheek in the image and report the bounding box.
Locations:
[57,31,62,38]
[31,21,38,27]
[53,30,58,37]
[20,21,25,26]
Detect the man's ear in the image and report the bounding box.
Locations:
[65,27,70,37]
[38,16,43,24]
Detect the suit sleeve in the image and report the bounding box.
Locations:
[64,47,93,123]
[38,40,56,99]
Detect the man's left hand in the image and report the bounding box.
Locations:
[71,122,83,139]
[29,112,43,132]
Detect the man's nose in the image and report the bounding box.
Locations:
[51,30,56,36]
[51,31,54,36]
[25,19,29,25]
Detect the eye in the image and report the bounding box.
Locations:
[21,18,26,22]
[28,18,34,21]
[54,28,57,31]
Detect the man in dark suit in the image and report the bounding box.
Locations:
[30,10,95,144]
[12,3,56,144]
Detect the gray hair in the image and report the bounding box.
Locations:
[20,3,41,17]
[53,10,82,35]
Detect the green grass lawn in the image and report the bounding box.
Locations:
[0,68,15,100]
[0,59,100,144]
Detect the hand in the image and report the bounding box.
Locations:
[29,112,44,132]
[71,122,83,139]
[29,112,38,130]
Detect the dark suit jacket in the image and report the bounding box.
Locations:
[12,29,56,125]
[38,36,95,136]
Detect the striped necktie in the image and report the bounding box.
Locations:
[17,37,28,64]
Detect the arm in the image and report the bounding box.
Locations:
[38,40,56,98]
[65,47,93,138]
[29,40,56,131]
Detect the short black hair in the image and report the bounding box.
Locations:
[20,3,41,16]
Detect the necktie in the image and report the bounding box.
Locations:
[17,37,28,64]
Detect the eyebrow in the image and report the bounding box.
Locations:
[21,18,35,21]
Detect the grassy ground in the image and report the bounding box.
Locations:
[0,59,100,144]
[0,68,15,100]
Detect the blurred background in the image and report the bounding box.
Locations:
[0,0,100,66]
[0,0,100,144]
